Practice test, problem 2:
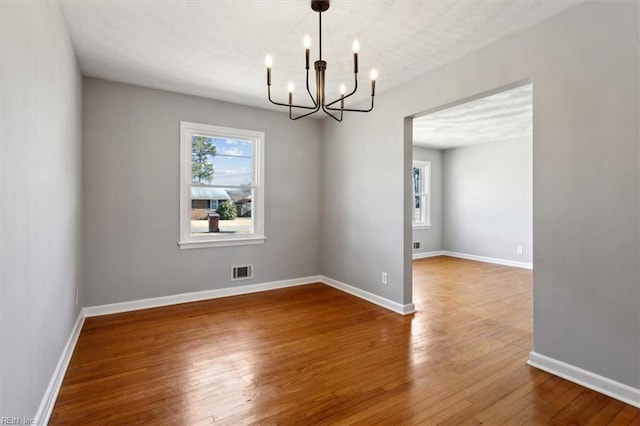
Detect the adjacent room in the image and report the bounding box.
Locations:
[411,82,533,267]
[2,0,639,424]
[410,83,534,366]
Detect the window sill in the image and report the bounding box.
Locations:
[178,236,266,249]
[413,224,432,230]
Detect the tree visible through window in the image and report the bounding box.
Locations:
[192,136,217,183]
[179,122,265,249]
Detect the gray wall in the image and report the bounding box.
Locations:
[82,78,322,306]
[412,146,443,254]
[1,1,83,419]
[322,1,639,389]
[442,137,532,263]
[322,110,408,305]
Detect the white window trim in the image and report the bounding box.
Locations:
[413,224,432,230]
[178,121,266,249]
[412,160,431,229]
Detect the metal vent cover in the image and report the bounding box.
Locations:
[232,264,253,281]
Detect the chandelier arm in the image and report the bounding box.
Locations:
[321,104,343,122]
[268,87,317,110]
[305,68,318,106]
[326,96,375,113]
[268,97,317,110]
[325,74,359,108]
[290,103,322,120]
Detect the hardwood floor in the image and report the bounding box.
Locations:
[50,256,640,425]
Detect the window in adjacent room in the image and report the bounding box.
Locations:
[412,161,431,228]
[179,121,265,249]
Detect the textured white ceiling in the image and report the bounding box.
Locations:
[413,83,532,149]
[59,1,579,114]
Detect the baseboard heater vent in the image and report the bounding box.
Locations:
[413,241,421,250]
[232,264,253,281]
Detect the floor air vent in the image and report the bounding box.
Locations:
[232,264,253,281]
[413,241,421,250]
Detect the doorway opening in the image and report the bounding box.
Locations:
[409,81,533,314]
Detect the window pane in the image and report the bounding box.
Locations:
[413,167,422,194]
[414,195,422,223]
[210,155,252,187]
[192,136,253,186]
[190,187,253,236]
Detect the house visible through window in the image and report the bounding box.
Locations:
[412,161,431,228]
[179,122,265,249]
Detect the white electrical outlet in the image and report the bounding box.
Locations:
[517,246,523,255]
[381,272,388,285]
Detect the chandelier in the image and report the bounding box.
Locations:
[264,0,377,122]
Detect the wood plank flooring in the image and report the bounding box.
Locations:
[50,256,640,424]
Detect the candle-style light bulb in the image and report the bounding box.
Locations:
[304,35,311,69]
[352,40,359,74]
[265,55,273,86]
[339,84,346,95]
[370,69,377,96]
[288,82,294,105]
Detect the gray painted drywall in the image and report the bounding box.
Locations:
[82,78,322,306]
[412,146,443,254]
[442,137,532,263]
[322,1,639,388]
[1,1,82,419]
[322,109,407,305]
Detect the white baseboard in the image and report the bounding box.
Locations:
[36,274,414,424]
[83,275,322,317]
[442,251,533,270]
[34,311,85,426]
[412,250,445,260]
[527,351,640,408]
[321,275,416,315]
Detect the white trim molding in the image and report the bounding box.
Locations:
[321,276,416,315]
[34,312,85,426]
[36,274,415,423]
[178,236,266,249]
[178,121,265,250]
[413,225,432,231]
[528,352,640,408]
[83,276,321,317]
[442,251,533,270]
[412,250,445,260]
[412,225,432,230]
[83,275,414,318]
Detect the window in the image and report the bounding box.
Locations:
[179,122,265,249]
[412,161,431,228]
